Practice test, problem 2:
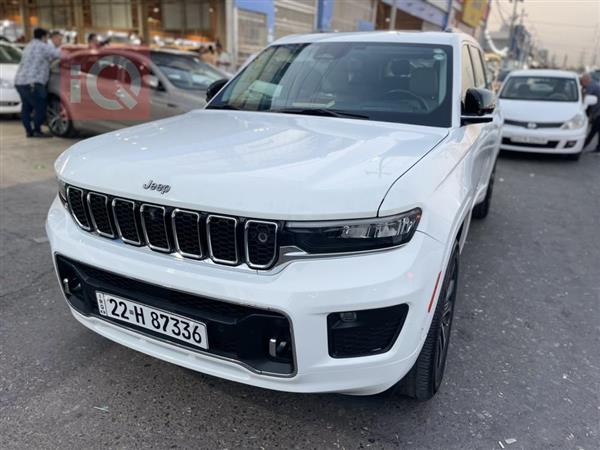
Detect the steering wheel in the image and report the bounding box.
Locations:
[385,89,429,111]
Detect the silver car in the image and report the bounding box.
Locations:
[47,47,227,137]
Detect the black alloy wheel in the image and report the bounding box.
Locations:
[395,242,460,401]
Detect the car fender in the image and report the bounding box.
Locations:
[378,129,479,333]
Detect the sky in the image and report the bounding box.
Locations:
[486,0,600,68]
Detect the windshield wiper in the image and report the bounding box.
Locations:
[206,104,240,110]
[271,108,370,120]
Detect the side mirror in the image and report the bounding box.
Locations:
[143,74,161,90]
[461,88,496,125]
[584,94,598,106]
[206,78,228,102]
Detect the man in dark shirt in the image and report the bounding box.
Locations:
[581,74,600,152]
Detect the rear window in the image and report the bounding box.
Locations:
[500,76,579,102]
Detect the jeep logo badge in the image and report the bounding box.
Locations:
[143,180,171,195]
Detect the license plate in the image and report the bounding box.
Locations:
[96,292,208,350]
[511,136,548,144]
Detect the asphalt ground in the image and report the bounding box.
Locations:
[1,118,599,449]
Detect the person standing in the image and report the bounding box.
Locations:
[581,73,600,153]
[49,30,63,49]
[14,28,61,137]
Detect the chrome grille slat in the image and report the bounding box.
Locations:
[140,204,170,252]
[66,186,91,231]
[245,220,278,269]
[65,185,279,270]
[172,209,203,259]
[87,192,114,238]
[207,215,239,265]
[112,198,143,246]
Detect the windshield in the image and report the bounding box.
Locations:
[151,52,225,90]
[208,42,453,127]
[0,44,21,64]
[500,76,579,102]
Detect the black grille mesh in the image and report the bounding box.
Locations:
[67,188,89,229]
[65,186,278,269]
[88,193,113,236]
[113,199,141,244]
[173,211,202,257]
[246,221,277,268]
[141,205,170,251]
[208,216,237,263]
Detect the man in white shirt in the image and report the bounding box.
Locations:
[14,28,61,137]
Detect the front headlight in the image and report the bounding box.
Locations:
[0,78,13,88]
[281,208,421,254]
[561,113,586,130]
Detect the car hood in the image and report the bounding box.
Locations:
[499,98,582,122]
[56,110,447,220]
[0,63,18,81]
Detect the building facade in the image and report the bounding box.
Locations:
[2,0,489,68]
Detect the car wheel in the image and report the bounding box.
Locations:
[395,242,459,401]
[565,151,581,161]
[472,163,496,219]
[47,97,74,137]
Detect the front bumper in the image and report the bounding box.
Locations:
[46,197,445,395]
[0,87,21,114]
[501,124,586,154]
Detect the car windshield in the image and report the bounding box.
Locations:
[500,76,579,102]
[0,44,21,64]
[151,52,225,90]
[208,42,453,127]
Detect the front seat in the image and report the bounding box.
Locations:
[409,67,438,103]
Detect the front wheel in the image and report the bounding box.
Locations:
[472,162,496,219]
[394,242,459,401]
[47,97,74,137]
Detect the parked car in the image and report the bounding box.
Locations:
[0,41,22,115]
[47,31,501,400]
[46,47,228,136]
[498,69,597,160]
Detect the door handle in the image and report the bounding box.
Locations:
[167,103,177,108]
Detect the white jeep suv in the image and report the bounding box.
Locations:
[47,32,501,400]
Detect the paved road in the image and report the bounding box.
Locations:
[1,119,599,449]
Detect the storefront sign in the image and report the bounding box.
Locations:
[462,0,487,28]
[382,0,447,28]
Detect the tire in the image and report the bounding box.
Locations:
[565,152,581,161]
[47,96,75,137]
[395,242,460,401]
[472,162,496,219]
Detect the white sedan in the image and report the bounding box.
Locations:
[498,69,597,160]
[0,41,22,115]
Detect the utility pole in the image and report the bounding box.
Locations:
[563,54,568,69]
[389,0,398,30]
[592,25,599,67]
[507,0,523,67]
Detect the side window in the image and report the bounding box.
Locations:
[469,46,487,88]
[461,45,476,101]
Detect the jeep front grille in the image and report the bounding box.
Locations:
[64,185,279,270]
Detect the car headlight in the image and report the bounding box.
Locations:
[57,178,67,204]
[561,113,586,130]
[0,78,13,88]
[282,208,421,254]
